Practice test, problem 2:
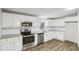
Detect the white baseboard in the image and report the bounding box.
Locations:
[59,39,65,42]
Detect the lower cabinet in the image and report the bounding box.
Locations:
[0,36,22,51]
[0,39,12,51]
[44,31,64,42]
[54,31,64,41]
[14,37,22,51]
[44,31,54,42]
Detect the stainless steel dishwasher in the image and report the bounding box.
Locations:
[38,33,44,45]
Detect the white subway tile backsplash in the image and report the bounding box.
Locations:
[2,29,20,35]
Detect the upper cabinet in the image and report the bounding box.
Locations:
[55,20,65,26]
[2,12,41,28]
[2,12,14,28]
[2,12,28,28]
[13,14,26,27]
[48,20,65,27]
[48,20,56,26]
[13,14,36,27]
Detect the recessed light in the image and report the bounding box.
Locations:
[39,16,47,18]
[66,8,75,10]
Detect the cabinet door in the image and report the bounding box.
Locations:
[53,31,64,41]
[44,32,50,42]
[14,37,22,51]
[0,38,15,51]
[2,13,14,27]
[7,38,15,51]
[14,14,26,27]
[31,18,41,28]
[0,39,11,51]
[44,32,54,42]
[0,36,22,51]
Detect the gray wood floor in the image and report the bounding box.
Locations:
[27,39,79,51]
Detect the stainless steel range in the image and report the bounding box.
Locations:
[20,21,34,50]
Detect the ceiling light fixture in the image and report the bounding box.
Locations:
[39,16,47,18]
[66,8,75,10]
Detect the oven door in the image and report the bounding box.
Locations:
[23,35,34,45]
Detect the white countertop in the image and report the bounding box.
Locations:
[31,28,66,34]
[0,34,22,39]
[0,27,66,39]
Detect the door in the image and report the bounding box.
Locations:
[65,21,78,43]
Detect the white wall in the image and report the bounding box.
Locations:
[0,9,2,38]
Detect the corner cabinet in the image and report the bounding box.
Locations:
[44,31,64,42]
[44,31,55,42]
[54,31,64,41]
[0,36,22,51]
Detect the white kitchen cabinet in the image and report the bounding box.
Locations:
[31,18,41,28]
[0,41,8,51]
[0,36,22,51]
[44,31,64,42]
[0,39,14,51]
[14,14,36,27]
[2,12,41,28]
[48,20,56,26]
[2,12,14,27]
[44,32,50,42]
[34,34,38,46]
[14,14,27,27]
[54,31,64,41]
[14,36,22,51]
[54,20,65,26]
[48,20,65,27]
[44,31,54,42]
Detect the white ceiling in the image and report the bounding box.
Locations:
[3,8,79,18]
